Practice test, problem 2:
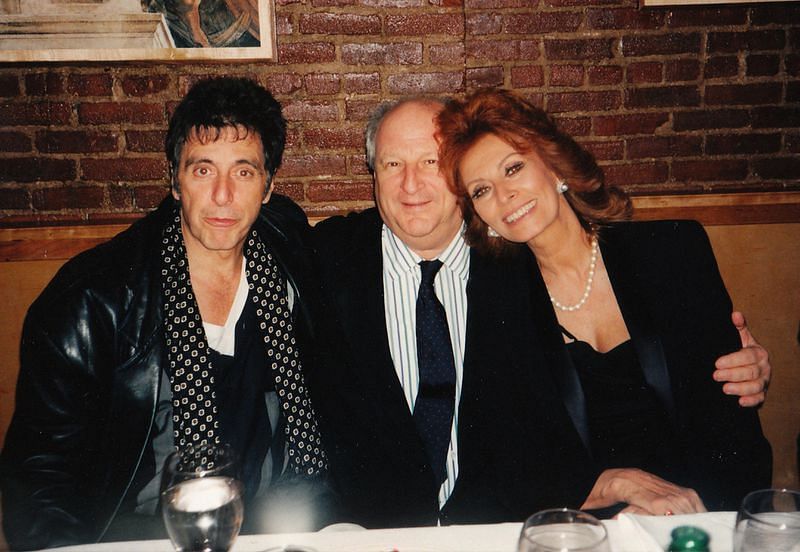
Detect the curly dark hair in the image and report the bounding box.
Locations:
[436,88,632,255]
[165,77,286,193]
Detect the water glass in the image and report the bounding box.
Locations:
[518,508,610,552]
[734,488,800,552]
[161,443,244,552]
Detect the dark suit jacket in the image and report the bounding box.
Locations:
[308,208,597,528]
[502,220,772,512]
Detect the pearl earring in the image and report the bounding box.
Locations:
[557,180,569,194]
[487,227,499,238]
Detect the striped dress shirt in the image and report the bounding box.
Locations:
[381,223,470,511]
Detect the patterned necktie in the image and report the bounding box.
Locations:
[413,260,456,486]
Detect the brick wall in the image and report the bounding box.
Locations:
[0,0,798,225]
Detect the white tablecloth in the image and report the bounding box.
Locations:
[45,512,736,552]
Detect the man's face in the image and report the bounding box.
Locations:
[173,125,271,258]
[373,101,462,259]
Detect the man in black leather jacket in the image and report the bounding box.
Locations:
[0,77,332,550]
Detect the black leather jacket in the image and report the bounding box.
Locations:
[0,194,317,550]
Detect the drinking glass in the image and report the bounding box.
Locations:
[734,488,800,552]
[518,508,610,552]
[161,443,244,552]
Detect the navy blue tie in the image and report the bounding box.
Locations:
[413,260,456,486]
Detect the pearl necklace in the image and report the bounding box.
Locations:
[549,235,599,312]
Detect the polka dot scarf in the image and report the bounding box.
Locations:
[161,211,327,475]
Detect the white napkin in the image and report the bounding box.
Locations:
[609,511,736,552]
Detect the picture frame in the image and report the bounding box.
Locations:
[0,0,275,63]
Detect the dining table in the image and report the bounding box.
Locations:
[44,511,737,552]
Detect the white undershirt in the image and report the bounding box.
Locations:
[203,261,249,356]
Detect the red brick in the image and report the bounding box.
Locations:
[25,73,64,96]
[430,43,465,65]
[387,14,463,36]
[704,56,739,79]
[586,8,664,30]
[303,127,362,149]
[265,73,303,95]
[126,130,166,153]
[546,0,616,5]
[81,158,167,181]
[550,65,584,87]
[466,0,530,6]
[0,131,32,152]
[789,81,800,103]
[627,136,702,158]
[672,160,748,182]
[122,75,171,97]
[276,13,293,34]
[0,75,19,97]
[67,74,113,97]
[387,72,464,95]
[706,83,782,106]
[467,13,503,35]
[504,12,581,34]
[622,33,701,57]
[344,73,380,94]
[306,180,373,201]
[546,91,620,113]
[667,8,746,28]
[300,13,381,34]
[752,157,800,180]
[588,65,622,85]
[32,185,105,210]
[511,65,545,88]
[285,129,301,150]
[706,133,782,155]
[133,185,171,209]
[349,154,370,175]
[36,130,119,153]
[342,42,422,65]
[752,107,800,129]
[665,60,700,82]
[580,140,623,161]
[466,66,504,88]
[603,161,668,185]
[345,99,382,121]
[625,86,700,108]
[544,39,611,61]
[304,73,341,96]
[787,54,800,78]
[280,154,347,177]
[593,113,669,136]
[0,188,30,209]
[108,185,133,210]
[750,4,800,25]
[283,100,339,122]
[746,54,780,77]
[553,116,591,137]
[0,101,72,126]
[79,102,165,125]
[627,62,662,84]
[272,181,305,203]
[278,42,336,64]
[786,133,800,154]
[0,158,76,182]
[469,40,539,62]
[707,31,786,53]
[673,109,750,131]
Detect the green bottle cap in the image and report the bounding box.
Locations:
[667,525,710,551]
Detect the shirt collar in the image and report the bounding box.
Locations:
[382,222,469,282]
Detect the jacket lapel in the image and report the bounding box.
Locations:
[601,227,676,423]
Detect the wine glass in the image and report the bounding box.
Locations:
[161,443,244,552]
[734,488,800,552]
[518,508,610,552]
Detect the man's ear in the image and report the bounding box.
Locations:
[262,179,274,204]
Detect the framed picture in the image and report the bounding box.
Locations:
[0,0,275,62]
